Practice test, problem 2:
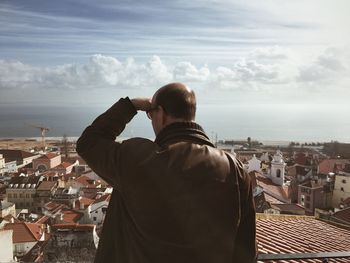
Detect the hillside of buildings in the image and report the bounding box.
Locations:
[0,138,350,262]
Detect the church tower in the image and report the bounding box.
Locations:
[270,150,286,186]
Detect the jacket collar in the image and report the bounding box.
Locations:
[154,122,215,148]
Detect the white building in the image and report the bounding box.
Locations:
[90,194,111,226]
[269,150,286,186]
[0,229,14,263]
[4,222,47,259]
[247,154,261,173]
[332,171,350,208]
[260,152,270,163]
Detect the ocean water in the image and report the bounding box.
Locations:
[0,104,349,143]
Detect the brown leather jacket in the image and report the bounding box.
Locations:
[77,97,257,263]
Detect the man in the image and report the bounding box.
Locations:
[77,83,257,263]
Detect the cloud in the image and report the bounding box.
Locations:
[297,47,349,83]
[0,55,173,90]
[173,62,210,82]
[249,46,289,60]
[0,46,349,97]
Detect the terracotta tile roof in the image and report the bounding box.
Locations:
[4,222,44,243]
[44,201,65,213]
[264,193,284,204]
[35,215,50,224]
[37,180,57,191]
[254,172,290,203]
[271,203,305,214]
[332,208,350,225]
[80,187,106,199]
[53,161,74,169]
[256,214,350,262]
[52,223,95,231]
[41,171,58,177]
[62,156,86,165]
[93,194,111,204]
[61,209,83,224]
[37,153,59,160]
[75,175,101,188]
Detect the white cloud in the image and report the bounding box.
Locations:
[297,47,350,83]
[173,62,210,82]
[0,55,172,90]
[0,46,349,98]
[249,46,289,60]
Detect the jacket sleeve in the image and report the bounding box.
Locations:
[231,157,257,262]
[76,97,137,187]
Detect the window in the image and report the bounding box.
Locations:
[13,194,17,198]
[19,193,23,198]
[276,169,281,178]
[31,194,35,198]
[305,203,310,209]
[8,193,12,198]
[26,202,30,207]
[342,179,347,184]
[26,194,30,198]
[93,217,97,221]
[341,187,344,192]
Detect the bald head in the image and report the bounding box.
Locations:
[153,83,196,121]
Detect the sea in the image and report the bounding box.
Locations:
[0,104,349,144]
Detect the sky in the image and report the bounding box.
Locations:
[0,0,350,141]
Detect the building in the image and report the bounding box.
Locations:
[51,187,79,207]
[50,161,75,175]
[4,222,49,262]
[268,150,286,186]
[333,171,350,208]
[0,229,14,263]
[70,175,103,189]
[0,200,16,218]
[318,158,350,175]
[90,194,111,226]
[270,203,305,215]
[32,153,61,171]
[73,196,94,224]
[6,175,43,211]
[0,150,40,169]
[34,181,58,213]
[330,207,350,225]
[256,214,350,262]
[298,180,332,215]
[247,154,261,173]
[43,224,97,263]
[252,171,291,204]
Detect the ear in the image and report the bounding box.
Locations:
[159,106,168,126]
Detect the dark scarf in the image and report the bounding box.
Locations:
[154,122,215,148]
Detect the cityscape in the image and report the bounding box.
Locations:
[1,0,350,262]
[0,137,350,262]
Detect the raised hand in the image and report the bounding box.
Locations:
[130,98,152,112]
